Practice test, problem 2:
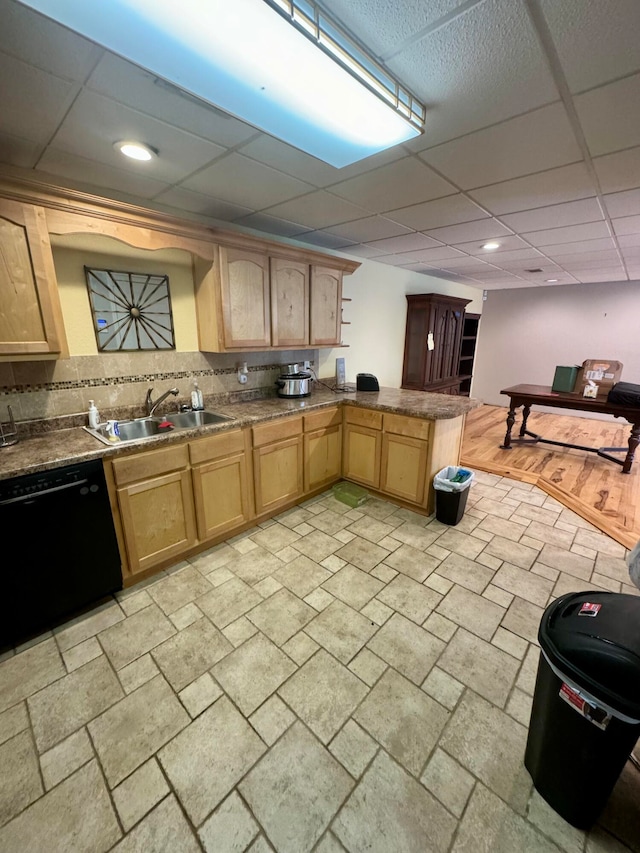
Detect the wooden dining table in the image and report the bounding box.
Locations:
[499,384,640,474]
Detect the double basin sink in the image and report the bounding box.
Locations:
[85,409,235,447]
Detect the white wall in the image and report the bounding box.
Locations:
[317,258,483,387]
[472,280,640,419]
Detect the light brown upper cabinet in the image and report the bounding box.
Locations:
[220,246,271,348]
[0,199,68,359]
[310,265,343,346]
[270,257,309,347]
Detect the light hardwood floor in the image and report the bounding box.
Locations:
[461,404,640,550]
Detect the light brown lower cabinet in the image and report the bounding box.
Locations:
[110,444,197,578]
[190,428,253,541]
[252,416,304,516]
[380,414,430,506]
[342,406,383,489]
[303,407,342,492]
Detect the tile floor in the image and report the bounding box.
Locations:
[1,472,640,852]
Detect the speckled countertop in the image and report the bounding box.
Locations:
[0,386,482,481]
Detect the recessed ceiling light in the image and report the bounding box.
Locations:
[114,140,157,161]
[481,242,500,250]
[546,278,559,282]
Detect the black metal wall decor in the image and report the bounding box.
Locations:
[85,266,176,352]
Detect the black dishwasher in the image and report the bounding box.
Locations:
[0,459,122,648]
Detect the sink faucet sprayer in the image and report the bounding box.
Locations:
[146,387,179,417]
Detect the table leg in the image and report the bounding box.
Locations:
[519,404,532,437]
[501,401,517,449]
[623,422,640,474]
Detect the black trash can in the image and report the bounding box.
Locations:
[525,590,640,829]
[433,466,474,525]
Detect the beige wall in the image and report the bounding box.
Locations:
[472,280,640,419]
[318,257,483,387]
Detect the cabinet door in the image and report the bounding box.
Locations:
[220,246,270,348]
[304,424,342,492]
[192,452,251,540]
[253,435,303,515]
[0,199,68,357]
[427,302,465,385]
[117,469,197,576]
[309,265,342,346]
[342,423,381,489]
[380,433,428,505]
[270,257,309,347]
[401,302,429,389]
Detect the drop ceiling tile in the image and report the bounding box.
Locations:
[538,0,640,93]
[575,73,640,156]
[153,187,253,222]
[618,234,640,248]
[543,238,617,257]
[232,213,311,238]
[612,215,640,237]
[574,271,628,282]
[621,246,640,258]
[439,259,498,273]
[451,236,533,255]
[51,91,228,183]
[183,153,314,210]
[561,260,626,273]
[424,219,511,244]
[468,163,595,215]
[409,246,468,262]
[0,130,41,168]
[297,231,357,250]
[364,233,442,253]
[327,217,412,243]
[470,247,545,262]
[523,221,612,247]
[419,103,582,189]
[235,134,342,187]
[603,188,640,219]
[389,0,558,149]
[342,244,387,259]
[0,52,76,144]
[38,148,169,199]
[87,54,258,149]
[329,156,456,213]
[549,250,621,264]
[262,191,370,230]
[592,147,640,194]
[0,1,101,80]
[386,194,489,231]
[500,198,604,233]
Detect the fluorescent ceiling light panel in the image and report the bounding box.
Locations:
[18,0,422,167]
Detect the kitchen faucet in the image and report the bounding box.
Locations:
[145,387,179,417]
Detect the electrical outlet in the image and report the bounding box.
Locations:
[303,360,311,370]
[335,357,346,386]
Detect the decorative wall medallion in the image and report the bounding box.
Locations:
[85,266,176,351]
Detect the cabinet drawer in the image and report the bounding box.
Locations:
[252,416,303,448]
[344,406,383,430]
[111,443,189,486]
[189,428,245,465]
[303,407,341,432]
[383,413,431,442]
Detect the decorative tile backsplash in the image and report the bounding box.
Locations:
[0,349,317,427]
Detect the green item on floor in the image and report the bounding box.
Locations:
[332,481,369,508]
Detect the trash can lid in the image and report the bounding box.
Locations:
[539,591,640,720]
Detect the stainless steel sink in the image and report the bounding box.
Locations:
[84,411,235,446]
[164,410,234,428]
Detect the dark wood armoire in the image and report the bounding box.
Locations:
[401,293,471,395]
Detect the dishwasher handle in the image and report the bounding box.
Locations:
[0,477,89,506]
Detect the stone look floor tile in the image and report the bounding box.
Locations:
[376,574,441,624]
[0,703,28,747]
[304,588,335,611]
[348,648,388,686]
[345,516,397,544]
[247,588,316,646]
[292,529,342,563]
[282,632,319,665]
[117,654,160,694]
[213,632,297,716]
[536,543,594,580]
[240,721,353,853]
[228,548,283,585]
[316,832,348,852]
[382,543,438,582]
[421,667,465,710]
[329,719,378,779]
[249,695,296,746]
[309,510,352,535]
[425,573,455,595]
[28,655,124,753]
[147,566,213,615]
[53,599,125,653]
[168,602,203,631]
[483,536,538,570]
[333,537,390,572]
[0,759,121,853]
[40,727,93,790]
[111,794,200,853]
[441,691,532,814]
[274,555,332,598]
[98,604,176,671]
[0,730,43,827]
[305,600,377,664]
[0,638,65,713]
[360,598,393,626]
[436,528,486,559]
[436,552,495,593]
[501,597,545,644]
[178,672,223,718]
[438,628,520,707]
[159,696,266,825]
[388,522,440,551]
[89,674,189,788]
[436,585,505,641]
[279,649,368,744]
[492,562,554,607]
[421,748,475,818]
[354,668,449,776]
[527,789,586,853]
[367,613,445,685]
[112,758,170,832]
[62,636,103,672]
[250,523,301,554]
[332,750,456,853]
[198,790,259,853]
[222,616,259,648]
[199,577,264,630]
[152,617,233,692]
[322,563,385,610]
[423,612,458,642]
